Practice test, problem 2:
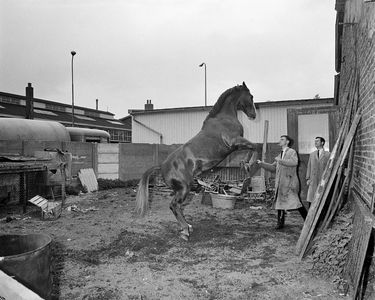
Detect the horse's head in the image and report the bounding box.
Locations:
[238,82,256,120]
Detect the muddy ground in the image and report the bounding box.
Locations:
[1,187,350,300]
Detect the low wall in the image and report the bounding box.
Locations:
[0,140,96,180]
[0,140,307,199]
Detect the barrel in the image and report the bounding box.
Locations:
[0,234,52,300]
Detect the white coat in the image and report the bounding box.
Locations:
[258,147,302,210]
[306,149,330,203]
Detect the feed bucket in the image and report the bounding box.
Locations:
[210,193,237,209]
[0,234,52,300]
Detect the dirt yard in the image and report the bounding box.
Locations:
[1,187,350,300]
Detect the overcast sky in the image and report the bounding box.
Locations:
[1,0,336,119]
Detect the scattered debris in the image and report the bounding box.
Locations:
[5,216,20,223]
[125,250,134,259]
[310,205,353,295]
[66,205,99,213]
[249,206,263,210]
[197,175,242,196]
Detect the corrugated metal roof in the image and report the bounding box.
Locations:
[0,102,131,131]
[0,90,114,116]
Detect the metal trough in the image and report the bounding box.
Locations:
[0,234,52,300]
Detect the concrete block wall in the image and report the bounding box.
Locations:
[117,143,182,182]
[63,142,96,179]
[0,140,96,181]
[339,0,375,205]
[98,144,119,179]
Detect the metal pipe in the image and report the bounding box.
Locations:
[199,62,207,106]
[71,51,76,126]
[133,117,163,144]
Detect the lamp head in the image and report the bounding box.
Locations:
[71,51,76,56]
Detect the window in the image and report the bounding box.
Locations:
[298,113,329,154]
[45,104,66,112]
[85,111,100,117]
[0,96,20,105]
[34,109,58,116]
[74,115,96,121]
[109,129,131,142]
[107,120,125,125]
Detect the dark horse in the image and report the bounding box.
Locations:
[135,82,260,240]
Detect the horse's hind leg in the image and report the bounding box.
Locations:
[169,190,193,241]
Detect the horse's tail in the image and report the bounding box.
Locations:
[135,165,161,217]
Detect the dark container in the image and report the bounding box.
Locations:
[0,234,52,300]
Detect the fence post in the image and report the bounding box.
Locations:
[154,143,159,165]
[92,143,98,177]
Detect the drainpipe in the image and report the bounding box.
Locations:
[133,117,163,144]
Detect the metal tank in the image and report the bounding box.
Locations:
[0,118,70,142]
[66,127,110,143]
[0,234,53,299]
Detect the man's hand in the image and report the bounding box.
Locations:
[306,179,311,185]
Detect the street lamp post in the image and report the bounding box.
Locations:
[71,51,76,126]
[199,62,207,106]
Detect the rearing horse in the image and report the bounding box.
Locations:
[135,82,260,240]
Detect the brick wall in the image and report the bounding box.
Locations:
[338,0,375,205]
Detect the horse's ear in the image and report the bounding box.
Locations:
[242,82,248,89]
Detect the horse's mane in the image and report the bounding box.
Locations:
[203,84,246,122]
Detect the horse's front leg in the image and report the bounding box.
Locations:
[231,136,260,173]
[169,191,193,241]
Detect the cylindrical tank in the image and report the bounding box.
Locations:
[66,127,110,143]
[0,118,70,141]
[0,234,53,299]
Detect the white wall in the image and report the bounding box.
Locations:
[132,101,333,144]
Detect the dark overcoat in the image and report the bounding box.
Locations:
[259,147,302,210]
[306,149,330,203]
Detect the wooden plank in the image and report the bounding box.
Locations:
[261,120,269,178]
[296,113,361,258]
[321,142,355,232]
[0,270,44,300]
[295,106,350,254]
[345,189,375,299]
[317,165,344,232]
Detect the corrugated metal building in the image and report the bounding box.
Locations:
[128,98,335,145]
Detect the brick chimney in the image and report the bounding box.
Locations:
[145,100,154,110]
[25,83,34,119]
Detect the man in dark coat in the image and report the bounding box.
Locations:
[256,135,307,229]
[306,137,330,208]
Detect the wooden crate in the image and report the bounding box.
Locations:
[28,195,62,219]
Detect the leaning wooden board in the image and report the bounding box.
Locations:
[78,168,98,192]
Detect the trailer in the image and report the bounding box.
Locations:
[66,127,110,143]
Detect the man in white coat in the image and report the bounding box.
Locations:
[256,135,307,229]
[306,137,330,208]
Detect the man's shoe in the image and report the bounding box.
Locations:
[275,210,285,229]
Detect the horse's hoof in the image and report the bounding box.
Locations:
[179,232,190,241]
